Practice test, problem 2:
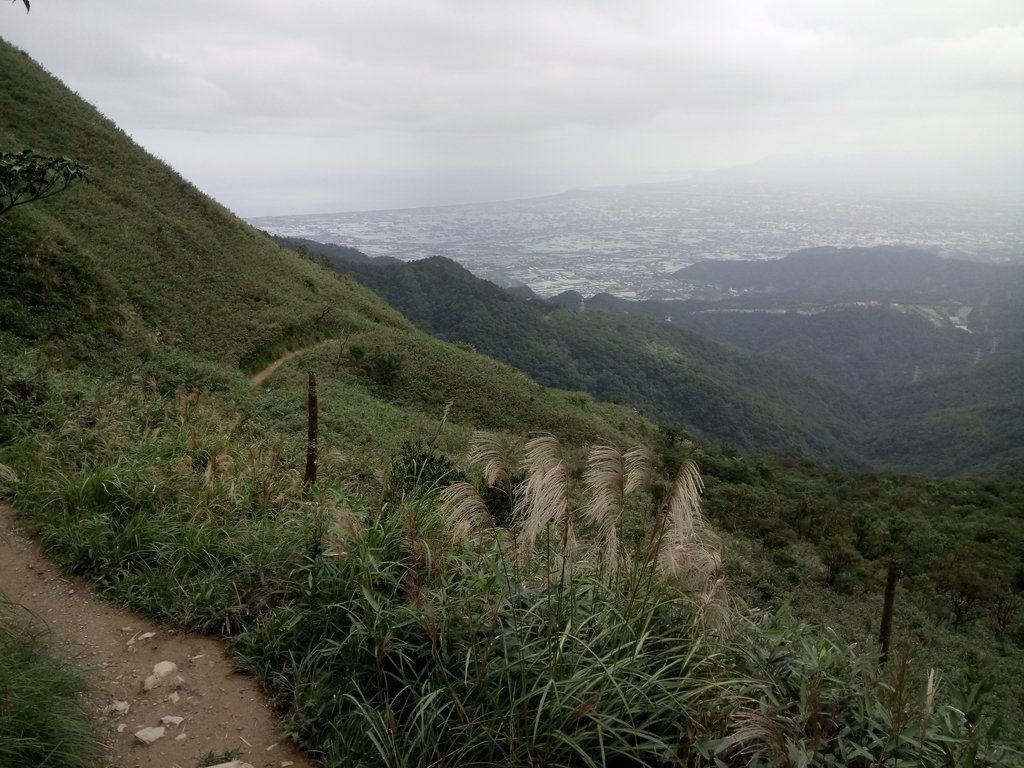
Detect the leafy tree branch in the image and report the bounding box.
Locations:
[0,150,88,215]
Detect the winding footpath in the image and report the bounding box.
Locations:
[0,503,313,768]
[250,350,301,386]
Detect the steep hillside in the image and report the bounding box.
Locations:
[0,38,651,468]
[863,353,1024,476]
[318,252,868,465]
[292,239,1024,477]
[589,298,981,391]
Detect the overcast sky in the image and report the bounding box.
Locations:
[4,0,1023,215]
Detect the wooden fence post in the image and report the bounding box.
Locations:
[304,371,318,492]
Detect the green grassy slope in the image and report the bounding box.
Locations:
[1,42,404,372]
[0,38,649,462]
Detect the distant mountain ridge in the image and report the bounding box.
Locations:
[675,245,1024,301]
[271,235,403,268]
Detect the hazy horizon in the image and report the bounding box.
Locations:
[4,1,1023,216]
[246,154,1024,219]
[252,182,1024,300]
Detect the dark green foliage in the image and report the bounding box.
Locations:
[698,444,1024,736]
[863,354,1024,476]
[680,303,979,390]
[820,534,867,591]
[480,474,520,527]
[592,256,1024,478]
[0,149,88,215]
[384,439,465,502]
[360,347,404,389]
[724,613,1016,767]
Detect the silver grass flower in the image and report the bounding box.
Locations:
[583,443,651,575]
[726,708,784,751]
[623,445,653,495]
[515,435,572,553]
[439,481,491,541]
[656,460,723,596]
[467,431,515,489]
[699,577,731,631]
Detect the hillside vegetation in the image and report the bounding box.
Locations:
[309,251,867,466]
[3,38,1024,766]
[285,233,1024,743]
[604,249,1024,477]
[303,242,1024,477]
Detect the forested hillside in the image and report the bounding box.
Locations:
[4,37,1024,766]
[299,241,1023,478]
[605,249,1024,476]
[312,251,867,465]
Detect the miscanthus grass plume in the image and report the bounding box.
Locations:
[583,443,652,576]
[654,458,729,626]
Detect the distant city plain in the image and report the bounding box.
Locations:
[251,182,1024,300]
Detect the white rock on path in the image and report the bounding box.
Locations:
[152,660,177,677]
[143,660,179,691]
[134,726,165,745]
[160,715,185,726]
[205,761,255,768]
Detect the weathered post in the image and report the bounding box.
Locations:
[304,370,318,492]
[878,559,901,664]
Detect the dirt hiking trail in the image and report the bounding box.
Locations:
[0,503,314,768]
[250,351,300,386]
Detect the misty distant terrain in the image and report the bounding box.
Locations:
[251,181,1024,300]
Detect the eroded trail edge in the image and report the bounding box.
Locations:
[0,503,313,768]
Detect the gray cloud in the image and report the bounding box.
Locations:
[3,0,1022,214]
